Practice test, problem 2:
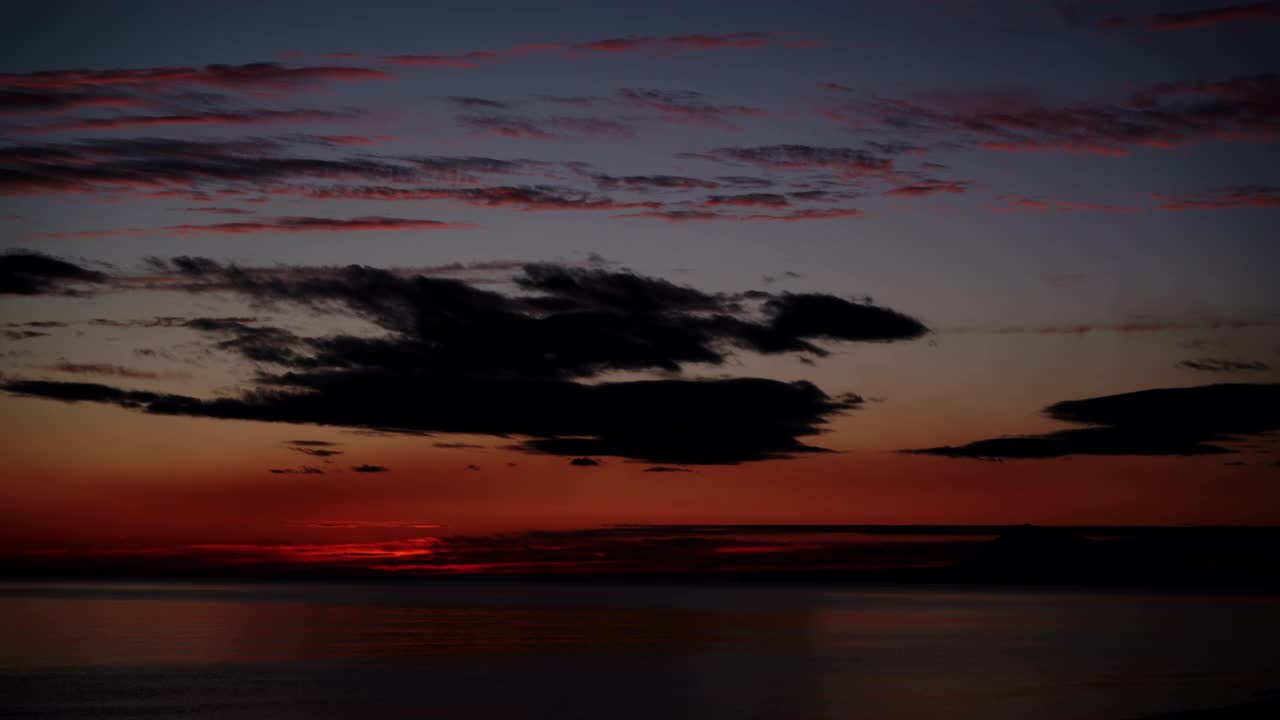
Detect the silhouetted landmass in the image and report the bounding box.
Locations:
[2,525,1277,586]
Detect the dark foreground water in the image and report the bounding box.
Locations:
[1,582,1276,719]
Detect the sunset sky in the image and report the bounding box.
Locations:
[2,1,1278,575]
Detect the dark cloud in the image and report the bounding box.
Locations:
[704,193,790,207]
[625,208,864,223]
[27,108,349,133]
[849,74,1280,156]
[434,442,485,449]
[0,137,540,198]
[447,96,510,109]
[42,215,469,239]
[269,466,325,475]
[306,184,656,211]
[3,261,927,464]
[457,114,555,139]
[285,440,340,447]
[619,89,767,127]
[1102,3,1279,31]
[569,457,600,467]
[177,207,255,215]
[548,117,635,137]
[4,331,49,341]
[0,88,143,114]
[1156,185,1280,211]
[379,51,501,67]
[534,94,610,106]
[0,63,391,92]
[43,361,161,380]
[644,466,692,473]
[4,321,69,328]
[289,446,344,458]
[1179,359,1272,372]
[905,383,1280,459]
[352,464,390,473]
[682,144,896,176]
[884,180,968,197]
[0,251,109,296]
[593,174,720,191]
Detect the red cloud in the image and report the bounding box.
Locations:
[573,37,655,52]
[667,32,768,49]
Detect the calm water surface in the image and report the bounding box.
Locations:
[1,581,1276,719]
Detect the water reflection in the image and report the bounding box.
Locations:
[2,582,1278,720]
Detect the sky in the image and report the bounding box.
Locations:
[2,0,1279,575]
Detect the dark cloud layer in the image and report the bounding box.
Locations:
[2,258,927,464]
[0,137,543,197]
[0,251,109,295]
[906,383,1280,459]
[847,73,1280,156]
[1180,358,1272,372]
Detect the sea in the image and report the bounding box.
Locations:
[1,581,1276,719]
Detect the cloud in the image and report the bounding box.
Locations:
[682,144,896,176]
[644,466,692,473]
[620,89,766,128]
[1103,3,1279,31]
[904,383,1280,459]
[25,108,348,133]
[625,207,864,223]
[42,361,162,380]
[269,466,325,474]
[569,457,600,467]
[4,330,49,341]
[177,207,256,215]
[0,63,391,92]
[40,216,471,239]
[352,464,390,473]
[548,117,635,137]
[285,439,340,447]
[457,114,555,139]
[306,185,656,212]
[1180,359,1272,372]
[433,442,485,449]
[989,194,1143,214]
[379,52,500,68]
[2,261,928,464]
[852,74,1280,156]
[594,174,721,191]
[704,193,790,207]
[884,180,968,197]
[1156,185,1280,210]
[0,88,145,115]
[0,250,109,296]
[0,137,536,197]
[447,96,510,109]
